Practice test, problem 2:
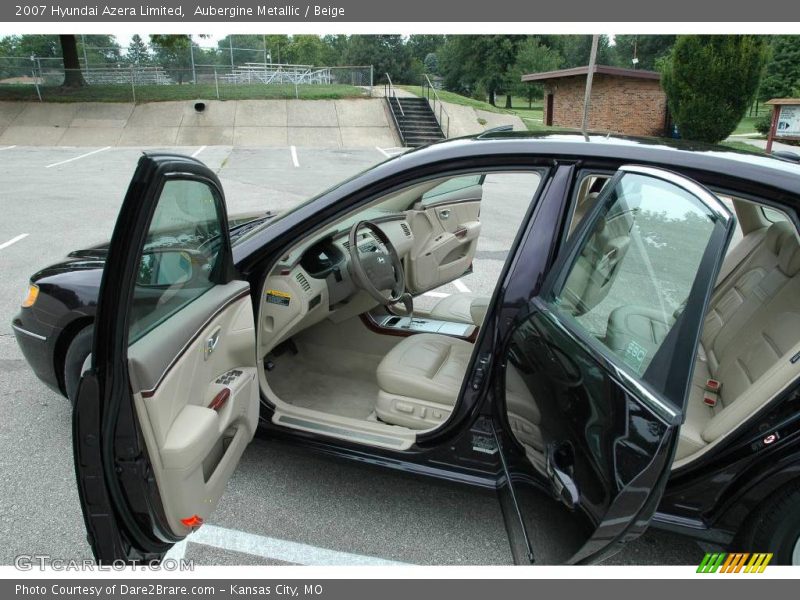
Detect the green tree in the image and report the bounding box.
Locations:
[344,35,416,83]
[423,53,439,75]
[542,35,613,68]
[78,34,121,66]
[150,34,195,83]
[661,35,769,143]
[759,35,800,101]
[439,35,525,106]
[512,37,563,108]
[126,34,150,65]
[407,35,445,63]
[284,35,335,66]
[611,35,675,70]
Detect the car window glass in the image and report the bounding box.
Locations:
[129,178,223,344]
[421,174,482,205]
[568,174,610,237]
[552,172,718,376]
[762,206,789,223]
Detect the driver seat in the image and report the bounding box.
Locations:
[375,333,473,429]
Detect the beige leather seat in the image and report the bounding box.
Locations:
[677,221,800,460]
[375,333,473,429]
[428,192,607,326]
[429,293,489,326]
[603,222,800,461]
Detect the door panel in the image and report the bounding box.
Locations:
[74,154,255,563]
[129,283,257,537]
[405,185,482,294]
[495,164,734,563]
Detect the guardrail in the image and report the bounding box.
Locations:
[422,74,450,138]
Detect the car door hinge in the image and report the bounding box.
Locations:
[471,353,492,391]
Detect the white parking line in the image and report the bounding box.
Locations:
[422,291,450,298]
[164,524,407,566]
[191,145,207,158]
[0,145,16,151]
[453,279,471,293]
[290,145,300,168]
[376,146,391,158]
[45,146,111,169]
[0,233,28,250]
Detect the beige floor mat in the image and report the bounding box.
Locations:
[267,343,382,420]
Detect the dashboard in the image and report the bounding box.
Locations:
[257,215,415,357]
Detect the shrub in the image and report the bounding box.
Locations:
[661,36,769,143]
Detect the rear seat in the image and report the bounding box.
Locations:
[675,221,800,460]
[605,221,800,461]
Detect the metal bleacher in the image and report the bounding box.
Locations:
[220,63,334,85]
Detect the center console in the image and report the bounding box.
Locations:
[375,314,476,338]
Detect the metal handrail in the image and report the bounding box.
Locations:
[422,74,450,138]
[384,72,405,116]
[383,73,407,146]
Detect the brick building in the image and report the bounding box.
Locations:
[521,65,669,137]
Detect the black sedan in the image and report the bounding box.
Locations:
[13,133,800,565]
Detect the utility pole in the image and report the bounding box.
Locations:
[581,34,600,135]
[229,36,234,69]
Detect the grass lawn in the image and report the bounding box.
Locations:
[720,140,766,154]
[398,85,515,115]
[732,115,763,136]
[0,83,369,103]
[399,85,551,131]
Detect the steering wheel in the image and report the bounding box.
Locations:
[347,220,406,305]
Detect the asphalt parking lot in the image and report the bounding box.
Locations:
[0,144,708,565]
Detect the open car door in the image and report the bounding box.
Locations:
[495,165,734,564]
[404,175,483,294]
[73,154,259,563]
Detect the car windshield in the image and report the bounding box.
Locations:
[233,159,387,245]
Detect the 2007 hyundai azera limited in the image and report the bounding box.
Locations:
[12,133,800,564]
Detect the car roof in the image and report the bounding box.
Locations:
[393,132,800,199]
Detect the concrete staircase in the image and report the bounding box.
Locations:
[386,96,445,147]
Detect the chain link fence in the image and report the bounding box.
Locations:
[0,49,374,102]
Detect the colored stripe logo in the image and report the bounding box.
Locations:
[697,552,773,573]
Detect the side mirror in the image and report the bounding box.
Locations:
[137,249,194,287]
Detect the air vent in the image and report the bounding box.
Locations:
[400,222,411,237]
[342,240,350,250]
[295,272,311,292]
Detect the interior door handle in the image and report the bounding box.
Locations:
[439,209,451,220]
[546,443,580,509]
[205,328,221,361]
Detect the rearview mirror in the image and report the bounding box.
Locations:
[137,249,193,287]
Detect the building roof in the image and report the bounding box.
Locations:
[521,65,661,83]
[766,98,800,105]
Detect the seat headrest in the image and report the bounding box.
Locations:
[778,229,800,277]
[765,221,795,255]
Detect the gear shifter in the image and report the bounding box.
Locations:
[398,293,414,329]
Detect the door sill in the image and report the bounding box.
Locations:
[271,404,417,451]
